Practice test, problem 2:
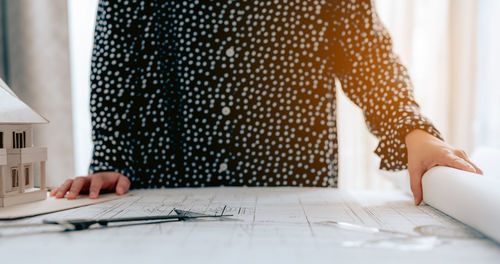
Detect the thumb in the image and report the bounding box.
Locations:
[409,167,424,206]
[115,175,130,195]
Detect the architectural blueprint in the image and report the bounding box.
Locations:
[0,188,499,263]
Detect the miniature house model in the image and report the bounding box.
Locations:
[0,79,48,207]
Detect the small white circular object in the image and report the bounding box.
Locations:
[222,106,231,115]
[226,47,235,57]
[219,163,228,172]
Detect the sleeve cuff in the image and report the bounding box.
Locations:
[375,111,442,171]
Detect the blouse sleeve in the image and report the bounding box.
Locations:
[331,0,442,170]
[88,0,143,178]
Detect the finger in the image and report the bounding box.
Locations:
[55,179,74,199]
[461,157,483,175]
[115,175,131,195]
[50,187,58,196]
[454,149,469,159]
[470,162,483,175]
[454,151,483,175]
[89,176,103,199]
[443,154,476,173]
[463,159,483,175]
[409,168,424,206]
[67,177,89,200]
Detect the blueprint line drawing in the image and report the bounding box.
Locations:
[0,187,499,264]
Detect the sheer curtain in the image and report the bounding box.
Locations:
[475,0,500,150]
[338,0,480,189]
[68,0,97,177]
[473,0,500,176]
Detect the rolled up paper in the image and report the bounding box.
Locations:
[422,166,500,243]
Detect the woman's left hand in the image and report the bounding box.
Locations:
[405,129,483,205]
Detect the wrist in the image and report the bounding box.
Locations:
[405,129,440,146]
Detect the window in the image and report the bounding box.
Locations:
[0,131,3,148]
[24,166,30,186]
[11,131,26,149]
[11,167,18,188]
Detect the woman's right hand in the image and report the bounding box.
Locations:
[49,172,130,199]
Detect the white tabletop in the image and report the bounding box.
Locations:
[0,187,499,264]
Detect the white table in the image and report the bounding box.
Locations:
[0,187,499,263]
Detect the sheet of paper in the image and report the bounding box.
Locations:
[0,192,130,220]
[0,188,499,264]
[422,166,500,243]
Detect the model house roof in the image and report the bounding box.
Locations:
[0,78,48,124]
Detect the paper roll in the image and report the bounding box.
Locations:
[422,166,500,243]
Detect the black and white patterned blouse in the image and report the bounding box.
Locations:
[89,0,441,188]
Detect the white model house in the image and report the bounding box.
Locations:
[0,79,48,207]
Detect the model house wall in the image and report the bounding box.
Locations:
[0,79,48,207]
[0,124,33,149]
[0,124,34,192]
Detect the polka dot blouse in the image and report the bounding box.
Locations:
[89,0,442,188]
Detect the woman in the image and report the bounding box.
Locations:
[52,0,481,205]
